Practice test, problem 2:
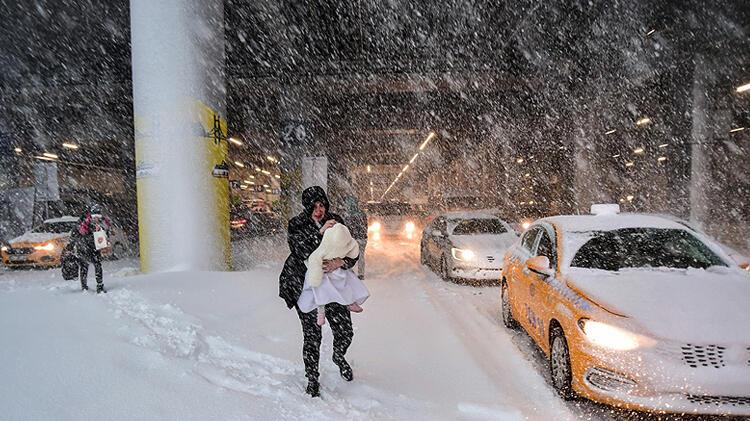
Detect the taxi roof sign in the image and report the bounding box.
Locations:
[590,204,621,216]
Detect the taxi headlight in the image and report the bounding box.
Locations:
[34,243,55,251]
[578,319,640,351]
[451,247,476,262]
[404,221,416,233]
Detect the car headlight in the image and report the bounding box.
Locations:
[578,319,639,351]
[451,247,476,262]
[369,221,381,232]
[404,221,416,233]
[33,243,55,251]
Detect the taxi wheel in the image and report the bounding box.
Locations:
[501,280,518,329]
[549,326,574,400]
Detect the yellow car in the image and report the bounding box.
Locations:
[1,216,127,268]
[501,205,750,416]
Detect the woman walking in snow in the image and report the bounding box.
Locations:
[279,186,360,398]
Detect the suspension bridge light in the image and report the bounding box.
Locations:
[605,129,617,135]
[625,161,635,167]
[730,127,746,133]
[658,143,669,148]
[657,156,667,162]
[229,137,243,146]
[43,152,58,159]
[410,153,419,164]
[62,142,79,150]
[736,83,750,93]
[636,117,651,126]
[633,147,645,154]
[234,161,245,168]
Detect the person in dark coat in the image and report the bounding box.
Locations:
[279,186,359,398]
[70,204,111,293]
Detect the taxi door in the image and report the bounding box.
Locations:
[526,223,559,351]
[509,226,542,336]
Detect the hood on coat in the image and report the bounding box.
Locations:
[301,186,330,218]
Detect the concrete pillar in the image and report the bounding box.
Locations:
[130,0,229,272]
[689,55,709,229]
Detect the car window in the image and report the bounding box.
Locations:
[452,219,508,235]
[33,222,78,234]
[536,229,557,268]
[571,228,726,271]
[434,217,447,233]
[521,227,540,251]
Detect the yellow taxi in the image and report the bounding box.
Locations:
[501,204,750,416]
[1,216,127,268]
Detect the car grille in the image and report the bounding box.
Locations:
[681,344,726,368]
[7,247,33,255]
[687,395,750,407]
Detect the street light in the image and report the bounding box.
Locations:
[229,137,243,146]
[625,161,635,167]
[730,127,746,133]
[14,147,21,153]
[736,83,750,93]
[658,143,669,148]
[62,142,79,150]
[234,161,244,168]
[43,152,58,159]
[605,129,616,135]
[636,117,651,126]
[657,156,667,162]
[633,147,645,154]
[420,132,435,150]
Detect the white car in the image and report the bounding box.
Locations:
[501,204,750,415]
[420,212,518,283]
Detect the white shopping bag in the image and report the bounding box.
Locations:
[93,230,109,250]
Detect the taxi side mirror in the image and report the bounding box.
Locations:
[527,256,553,277]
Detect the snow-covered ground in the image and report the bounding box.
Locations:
[0,236,626,420]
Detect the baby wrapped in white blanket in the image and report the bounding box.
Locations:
[297,223,370,326]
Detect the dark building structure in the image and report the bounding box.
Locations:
[0,0,748,249]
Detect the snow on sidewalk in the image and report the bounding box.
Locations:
[0,239,576,420]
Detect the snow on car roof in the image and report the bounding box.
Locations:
[43,216,78,224]
[542,213,686,233]
[443,211,502,221]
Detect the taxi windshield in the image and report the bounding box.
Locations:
[32,222,77,234]
[451,219,508,235]
[571,228,727,271]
